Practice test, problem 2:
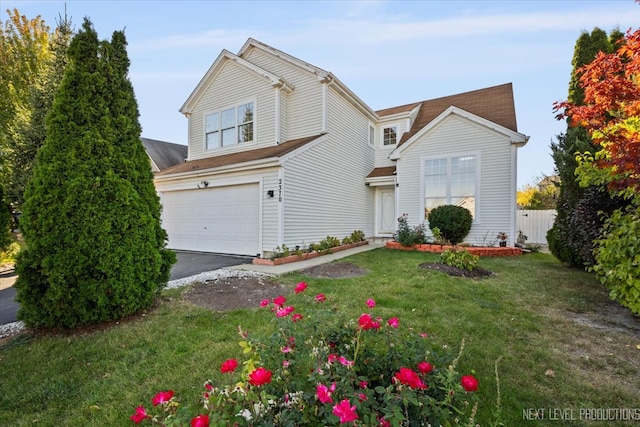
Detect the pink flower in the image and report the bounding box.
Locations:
[273,295,286,307]
[357,393,367,401]
[332,399,359,423]
[130,406,148,424]
[248,367,272,386]
[358,313,381,330]
[316,382,336,404]
[358,380,368,388]
[417,361,433,374]
[461,375,479,392]
[282,360,290,368]
[394,367,427,389]
[339,356,354,366]
[191,414,210,427]
[151,390,174,406]
[276,305,295,317]
[366,298,376,308]
[220,358,238,373]
[294,282,308,293]
[420,333,429,338]
[281,346,292,353]
[292,313,303,322]
[315,293,326,303]
[328,353,339,364]
[379,417,391,427]
[260,299,270,307]
[387,317,399,328]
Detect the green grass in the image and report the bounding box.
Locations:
[1,249,638,426]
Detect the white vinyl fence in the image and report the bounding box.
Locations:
[516,210,556,244]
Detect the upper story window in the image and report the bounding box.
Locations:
[205,102,254,150]
[424,155,477,220]
[383,126,397,146]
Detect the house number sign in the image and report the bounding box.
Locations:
[278,179,282,202]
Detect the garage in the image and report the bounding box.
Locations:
[161,183,260,255]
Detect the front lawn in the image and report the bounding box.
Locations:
[0,249,638,426]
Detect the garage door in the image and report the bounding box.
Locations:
[161,183,260,255]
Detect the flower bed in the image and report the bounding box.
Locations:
[131,282,480,426]
[386,241,522,257]
[253,241,369,266]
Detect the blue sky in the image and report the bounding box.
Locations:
[4,1,639,186]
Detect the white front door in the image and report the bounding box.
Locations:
[378,188,396,235]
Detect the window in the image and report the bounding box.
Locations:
[383,126,397,146]
[205,102,254,150]
[424,155,476,219]
[369,125,375,147]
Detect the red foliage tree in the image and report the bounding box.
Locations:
[554,28,640,195]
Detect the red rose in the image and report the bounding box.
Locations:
[461,375,479,392]
[130,406,148,424]
[220,358,238,373]
[332,399,359,423]
[394,367,427,389]
[294,282,307,293]
[273,295,286,307]
[151,390,174,406]
[248,367,272,386]
[417,361,433,374]
[191,414,210,427]
[315,293,326,302]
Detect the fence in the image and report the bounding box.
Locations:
[516,210,556,244]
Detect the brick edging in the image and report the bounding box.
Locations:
[386,241,522,257]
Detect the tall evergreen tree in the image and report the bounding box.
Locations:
[15,19,175,329]
[547,28,626,266]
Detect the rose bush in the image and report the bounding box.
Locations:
[131,282,479,426]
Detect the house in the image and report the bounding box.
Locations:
[142,137,188,173]
[154,38,529,257]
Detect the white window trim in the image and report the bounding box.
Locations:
[380,123,400,149]
[368,123,375,148]
[203,98,257,151]
[419,151,481,223]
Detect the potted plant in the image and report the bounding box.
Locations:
[496,231,508,247]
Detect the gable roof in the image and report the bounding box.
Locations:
[156,134,325,177]
[378,83,519,146]
[141,138,187,172]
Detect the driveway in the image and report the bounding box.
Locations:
[0,251,252,325]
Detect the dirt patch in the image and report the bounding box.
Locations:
[182,275,288,311]
[299,262,369,279]
[419,262,494,279]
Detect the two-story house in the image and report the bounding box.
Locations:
[154,38,529,257]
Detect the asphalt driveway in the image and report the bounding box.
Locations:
[0,251,252,325]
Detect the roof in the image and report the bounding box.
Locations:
[156,134,325,176]
[141,138,188,171]
[366,166,396,179]
[378,83,518,146]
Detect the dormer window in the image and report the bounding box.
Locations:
[205,101,254,150]
[383,126,397,146]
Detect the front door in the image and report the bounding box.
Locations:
[378,188,396,235]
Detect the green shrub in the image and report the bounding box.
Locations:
[394,214,426,246]
[14,21,175,330]
[349,229,366,243]
[441,248,479,271]
[427,205,473,245]
[592,205,640,315]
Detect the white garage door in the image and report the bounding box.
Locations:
[162,183,260,255]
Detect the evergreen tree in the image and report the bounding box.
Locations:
[15,19,175,329]
[547,28,626,266]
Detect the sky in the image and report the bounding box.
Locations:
[3,0,639,187]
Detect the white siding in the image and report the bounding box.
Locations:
[278,87,375,249]
[188,61,276,161]
[396,114,516,244]
[374,118,411,168]
[244,48,323,140]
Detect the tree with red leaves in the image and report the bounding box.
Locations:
[554,28,640,198]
